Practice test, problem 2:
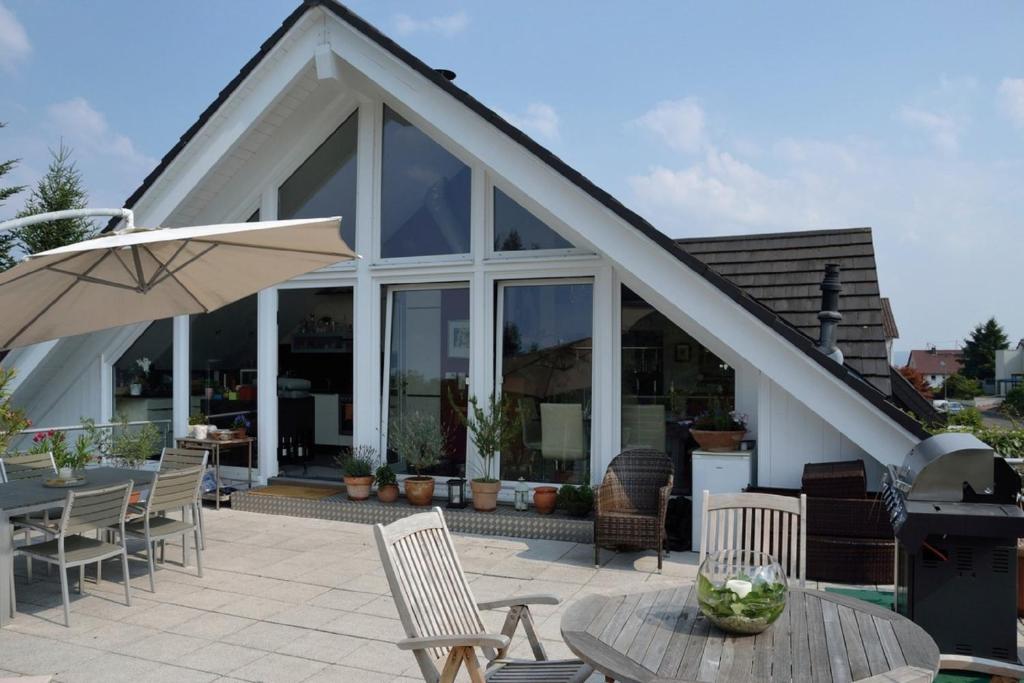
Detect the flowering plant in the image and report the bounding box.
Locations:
[135,357,151,375]
[0,368,30,455]
[231,414,252,430]
[31,429,92,470]
[693,408,748,432]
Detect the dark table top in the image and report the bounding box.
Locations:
[0,466,155,517]
[561,585,939,683]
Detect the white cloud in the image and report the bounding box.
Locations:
[632,98,706,154]
[45,98,154,171]
[496,102,560,141]
[394,11,468,38]
[0,1,30,72]
[997,78,1024,128]
[898,106,960,153]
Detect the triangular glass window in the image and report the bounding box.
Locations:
[493,187,574,252]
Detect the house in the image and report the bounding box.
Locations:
[1,0,926,498]
[996,340,1024,396]
[907,348,963,389]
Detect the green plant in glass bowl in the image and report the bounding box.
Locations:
[697,549,787,634]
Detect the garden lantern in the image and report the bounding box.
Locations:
[514,477,530,511]
[446,478,467,509]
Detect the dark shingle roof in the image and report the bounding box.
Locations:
[678,228,892,395]
[100,0,927,439]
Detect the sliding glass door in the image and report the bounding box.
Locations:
[497,280,593,485]
[383,285,469,477]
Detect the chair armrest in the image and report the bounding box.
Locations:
[477,594,560,611]
[13,517,58,534]
[658,481,673,521]
[396,633,510,651]
[939,654,1024,678]
[854,665,933,682]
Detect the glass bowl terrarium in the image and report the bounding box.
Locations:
[697,549,788,634]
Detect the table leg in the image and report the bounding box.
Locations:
[215,445,221,511]
[1,511,13,627]
[248,440,252,490]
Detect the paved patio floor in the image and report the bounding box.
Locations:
[0,508,987,682]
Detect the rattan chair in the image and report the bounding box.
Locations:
[158,447,209,549]
[374,508,593,683]
[15,482,134,626]
[120,465,204,592]
[700,490,808,587]
[593,448,673,570]
[1,451,58,581]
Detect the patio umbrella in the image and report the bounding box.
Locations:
[0,215,355,349]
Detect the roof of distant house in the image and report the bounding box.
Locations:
[907,349,963,376]
[881,298,899,340]
[679,227,892,395]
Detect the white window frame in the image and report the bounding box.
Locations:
[493,276,597,488]
[379,279,474,484]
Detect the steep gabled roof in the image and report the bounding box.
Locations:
[102,0,927,439]
[881,298,899,340]
[677,227,891,395]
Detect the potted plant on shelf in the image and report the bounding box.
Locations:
[375,463,399,503]
[130,357,151,396]
[231,414,251,439]
[336,444,377,501]
[188,413,209,439]
[690,402,748,452]
[389,412,448,506]
[556,483,595,518]
[455,392,520,512]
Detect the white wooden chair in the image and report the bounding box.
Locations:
[700,490,808,587]
[373,507,594,683]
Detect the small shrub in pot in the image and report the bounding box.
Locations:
[337,444,377,501]
[557,483,594,518]
[375,463,399,503]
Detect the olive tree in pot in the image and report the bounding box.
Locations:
[455,392,520,512]
[389,412,448,506]
[336,444,376,501]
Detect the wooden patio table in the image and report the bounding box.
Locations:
[0,466,155,628]
[560,584,939,683]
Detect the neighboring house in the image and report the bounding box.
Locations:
[907,349,963,389]
[996,340,1024,396]
[1,0,925,496]
[881,298,899,366]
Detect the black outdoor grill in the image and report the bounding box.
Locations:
[882,432,1024,662]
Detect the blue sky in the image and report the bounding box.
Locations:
[1,1,1022,356]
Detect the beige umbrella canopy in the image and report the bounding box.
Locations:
[0,214,355,349]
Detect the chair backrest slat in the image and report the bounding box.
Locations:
[62,483,132,535]
[374,507,485,682]
[0,451,57,482]
[700,490,808,587]
[147,466,203,514]
[159,447,208,471]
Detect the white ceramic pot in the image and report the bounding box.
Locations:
[58,466,74,481]
[192,424,209,440]
[129,383,142,396]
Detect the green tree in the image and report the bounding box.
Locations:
[15,142,94,255]
[0,122,26,271]
[938,373,983,400]
[1003,384,1024,419]
[961,317,1009,381]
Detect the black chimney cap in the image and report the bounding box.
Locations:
[435,68,457,81]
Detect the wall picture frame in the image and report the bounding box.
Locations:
[674,343,691,363]
[448,320,470,358]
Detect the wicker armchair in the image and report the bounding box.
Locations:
[594,449,673,570]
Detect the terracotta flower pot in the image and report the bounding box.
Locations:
[690,429,745,452]
[344,475,374,501]
[533,486,558,514]
[471,479,501,512]
[404,477,435,506]
[377,484,399,503]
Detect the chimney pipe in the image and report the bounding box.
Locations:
[816,263,844,363]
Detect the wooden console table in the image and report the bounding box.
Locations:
[175,436,254,509]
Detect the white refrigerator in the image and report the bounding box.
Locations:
[691,449,755,552]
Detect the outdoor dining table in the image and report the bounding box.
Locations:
[560,584,940,682]
[0,466,156,628]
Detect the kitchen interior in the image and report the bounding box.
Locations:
[277,287,354,479]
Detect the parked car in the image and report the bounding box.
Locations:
[932,400,964,414]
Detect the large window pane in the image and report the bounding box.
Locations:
[493,187,573,252]
[621,286,734,494]
[381,106,470,258]
[190,295,258,468]
[278,288,354,479]
[500,282,592,484]
[278,113,357,247]
[386,287,469,477]
[113,318,173,447]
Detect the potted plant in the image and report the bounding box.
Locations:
[557,483,595,518]
[456,393,520,512]
[690,402,748,452]
[0,369,31,454]
[533,486,558,514]
[376,463,399,503]
[130,356,151,396]
[188,413,209,439]
[389,412,448,506]
[336,444,376,501]
[111,414,162,470]
[31,429,90,481]
[231,414,251,439]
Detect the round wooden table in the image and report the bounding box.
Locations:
[560,585,939,682]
